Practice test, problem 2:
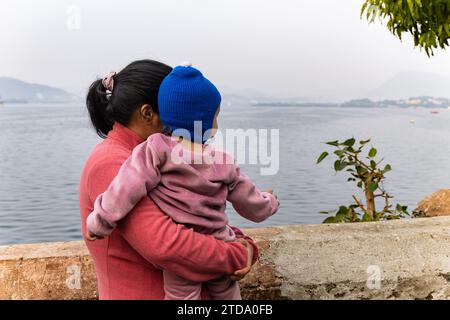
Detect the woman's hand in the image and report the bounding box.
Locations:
[230,238,255,281]
[85,230,103,241]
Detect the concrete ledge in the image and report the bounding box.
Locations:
[1,217,450,299]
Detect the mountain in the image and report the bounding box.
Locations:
[366,72,450,100]
[0,77,81,104]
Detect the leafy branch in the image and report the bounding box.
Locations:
[317,138,409,223]
[361,0,450,56]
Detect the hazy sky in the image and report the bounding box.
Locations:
[1,0,449,100]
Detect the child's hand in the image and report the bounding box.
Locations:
[266,189,278,199]
[85,230,103,242]
[266,189,280,211]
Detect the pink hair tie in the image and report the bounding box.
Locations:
[102,71,116,92]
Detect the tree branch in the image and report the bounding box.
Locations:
[352,195,368,215]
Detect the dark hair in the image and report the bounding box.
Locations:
[86,59,172,138]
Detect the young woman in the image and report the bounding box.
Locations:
[79,59,258,299]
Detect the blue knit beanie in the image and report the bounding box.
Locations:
[158,64,221,143]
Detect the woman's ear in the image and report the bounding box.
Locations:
[140,104,154,124]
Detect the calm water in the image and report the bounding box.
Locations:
[1,104,450,245]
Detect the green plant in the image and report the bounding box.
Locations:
[361,0,450,56]
[316,138,409,223]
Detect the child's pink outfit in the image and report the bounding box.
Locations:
[87,133,279,300]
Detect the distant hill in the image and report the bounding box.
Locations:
[342,96,450,108]
[366,72,450,100]
[0,77,81,104]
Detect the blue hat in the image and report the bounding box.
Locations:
[158,64,221,143]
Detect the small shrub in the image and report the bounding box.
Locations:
[317,138,409,223]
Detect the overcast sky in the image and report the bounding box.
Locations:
[1,0,449,100]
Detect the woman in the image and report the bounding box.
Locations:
[79,59,258,299]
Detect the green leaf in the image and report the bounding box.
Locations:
[316,151,329,164]
[370,160,377,170]
[342,138,355,147]
[334,160,347,171]
[326,140,339,147]
[360,0,447,56]
[406,0,414,13]
[368,147,377,158]
[395,204,409,214]
[386,215,400,220]
[359,139,371,145]
[337,206,348,215]
[357,181,363,188]
[367,181,378,192]
[319,211,330,214]
[323,216,337,224]
[334,150,345,158]
[356,166,368,176]
[360,1,368,18]
[346,146,355,153]
[362,213,372,221]
[383,164,392,173]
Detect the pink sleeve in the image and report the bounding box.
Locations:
[87,136,163,237]
[227,166,279,223]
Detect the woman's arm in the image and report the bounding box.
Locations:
[88,156,256,282]
[87,138,163,237]
[118,198,255,282]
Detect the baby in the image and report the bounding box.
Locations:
[86,64,279,300]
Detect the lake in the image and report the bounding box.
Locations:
[1,104,450,245]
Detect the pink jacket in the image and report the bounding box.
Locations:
[87,133,278,241]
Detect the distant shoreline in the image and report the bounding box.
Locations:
[251,96,450,109]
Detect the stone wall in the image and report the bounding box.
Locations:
[1,216,450,299]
